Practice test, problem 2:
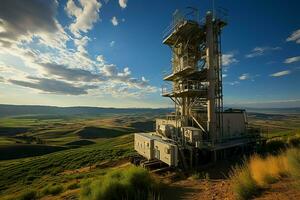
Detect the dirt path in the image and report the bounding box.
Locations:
[164,177,300,200]
[164,178,234,200]
[255,178,300,200]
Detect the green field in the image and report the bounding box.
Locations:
[0,112,162,199]
[0,113,158,158]
[247,112,300,138]
[0,110,299,199]
[0,134,134,199]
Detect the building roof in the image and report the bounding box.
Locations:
[135,132,176,145]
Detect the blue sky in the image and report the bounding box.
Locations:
[0,0,299,108]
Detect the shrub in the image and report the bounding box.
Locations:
[190,172,209,180]
[230,164,257,200]
[42,184,63,196]
[286,148,300,179]
[288,136,300,147]
[67,182,80,190]
[249,155,270,186]
[249,154,288,186]
[190,172,201,180]
[80,166,161,200]
[17,190,37,200]
[80,179,92,198]
[265,155,289,178]
[230,148,300,199]
[265,139,286,154]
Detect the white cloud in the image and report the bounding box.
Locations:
[65,0,101,37]
[73,36,90,56]
[110,41,115,47]
[222,53,238,66]
[270,70,291,77]
[111,16,119,26]
[74,35,90,47]
[245,46,281,58]
[284,56,300,64]
[229,81,239,86]
[119,0,128,8]
[0,0,158,99]
[222,74,227,78]
[0,0,68,49]
[286,29,300,44]
[239,73,250,80]
[96,55,105,63]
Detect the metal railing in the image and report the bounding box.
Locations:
[163,55,206,79]
[164,54,197,77]
[162,8,202,39]
[162,84,173,96]
[162,80,208,96]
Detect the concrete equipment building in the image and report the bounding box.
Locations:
[134,9,260,169]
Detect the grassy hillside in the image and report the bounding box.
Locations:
[0,109,162,199]
[248,112,300,139]
[0,104,171,118]
[0,105,299,200]
[0,134,134,199]
[0,112,160,159]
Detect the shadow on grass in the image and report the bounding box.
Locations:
[77,126,130,139]
[0,144,67,160]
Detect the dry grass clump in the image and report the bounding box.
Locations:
[230,164,257,200]
[249,154,288,186]
[266,155,289,178]
[249,155,271,186]
[230,148,300,200]
[286,148,300,179]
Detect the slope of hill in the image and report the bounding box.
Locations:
[0,134,134,199]
[0,105,299,199]
[0,104,172,118]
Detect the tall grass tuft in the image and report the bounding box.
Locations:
[80,166,161,200]
[266,154,289,178]
[230,164,257,200]
[248,154,288,186]
[286,148,300,179]
[230,148,300,199]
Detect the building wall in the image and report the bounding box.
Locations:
[153,140,178,166]
[134,133,154,160]
[222,112,246,138]
[134,133,178,167]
